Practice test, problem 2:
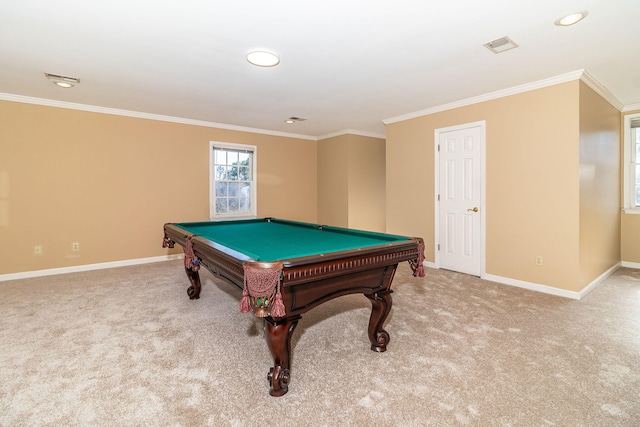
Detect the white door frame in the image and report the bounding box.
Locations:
[434,120,486,277]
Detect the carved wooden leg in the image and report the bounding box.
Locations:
[365,290,393,352]
[264,315,301,397]
[184,267,202,299]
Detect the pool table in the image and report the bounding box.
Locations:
[162,218,424,396]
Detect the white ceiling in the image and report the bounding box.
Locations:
[1,0,639,139]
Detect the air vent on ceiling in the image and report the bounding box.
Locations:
[483,36,519,54]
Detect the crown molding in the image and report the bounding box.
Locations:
[579,70,624,111]
[383,69,627,125]
[3,69,633,139]
[623,103,640,113]
[317,128,385,140]
[0,92,317,141]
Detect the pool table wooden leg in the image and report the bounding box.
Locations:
[264,315,301,397]
[184,267,201,299]
[366,289,393,352]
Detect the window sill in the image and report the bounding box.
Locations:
[210,215,257,221]
[623,208,640,215]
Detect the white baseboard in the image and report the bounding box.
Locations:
[621,261,640,269]
[423,260,437,269]
[483,262,621,300]
[0,254,184,282]
[482,273,582,299]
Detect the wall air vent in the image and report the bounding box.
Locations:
[483,36,519,54]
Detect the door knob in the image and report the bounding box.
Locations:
[467,207,479,212]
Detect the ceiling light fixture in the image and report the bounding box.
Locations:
[555,11,588,26]
[45,73,80,88]
[247,50,280,67]
[285,117,306,124]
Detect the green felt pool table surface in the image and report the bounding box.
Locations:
[173,218,410,262]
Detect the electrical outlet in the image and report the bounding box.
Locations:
[535,256,543,266]
[72,242,80,252]
[34,245,43,255]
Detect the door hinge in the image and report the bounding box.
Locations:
[437,244,440,251]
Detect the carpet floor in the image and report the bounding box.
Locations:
[1,260,639,426]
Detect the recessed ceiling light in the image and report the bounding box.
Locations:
[44,73,80,88]
[285,117,306,124]
[555,11,588,26]
[247,50,280,67]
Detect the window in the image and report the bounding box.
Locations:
[210,142,256,219]
[624,114,640,212]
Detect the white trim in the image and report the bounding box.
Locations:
[0,92,317,141]
[623,112,640,210]
[434,121,486,277]
[383,70,626,125]
[423,260,437,270]
[621,261,640,269]
[622,103,640,113]
[483,262,620,300]
[317,128,385,140]
[579,70,624,111]
[0,254,183,282]
[384,70,584,124]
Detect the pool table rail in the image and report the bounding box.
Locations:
[164,222,421,315]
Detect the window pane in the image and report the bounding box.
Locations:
[228,151,238,164]
[215,198,228,214]
[240,184,251,211]
[238,166,250,181]
[216,182,228,196]
[215,165,226,180]
[240,197,250,212]
[636,165,640,185]
[215,151,227,164]
[636,186,640,206]
[229,164,239,181]
[636,144,640,161]
[228,197,239,212]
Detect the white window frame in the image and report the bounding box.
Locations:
[623,113,640,214]
[209,141,257,220]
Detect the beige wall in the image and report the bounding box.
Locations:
[317,134,385,232]
[347,134,386,232]
[0,101,317,275]
[621,108,640,264]
[387,80,620,293]
[317,135,349,227]
[578,82,621,287]
[622,213,640,262]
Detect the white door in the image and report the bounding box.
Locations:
[437,122,484,276]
